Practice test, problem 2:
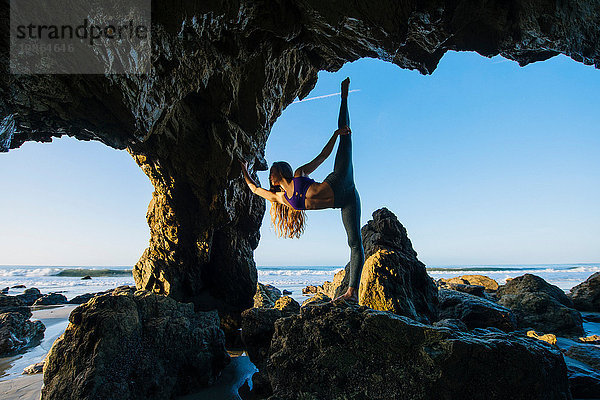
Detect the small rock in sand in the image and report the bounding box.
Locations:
[23,361,45,374]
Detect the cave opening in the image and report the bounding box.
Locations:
[252,51,599,303]
[0,135,152,295]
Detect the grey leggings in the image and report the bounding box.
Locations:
[323,96,365,289]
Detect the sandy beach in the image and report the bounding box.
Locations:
[0,304,76,400]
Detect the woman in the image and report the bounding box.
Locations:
[239,77,364,304]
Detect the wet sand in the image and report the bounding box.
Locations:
[0,304,79,400]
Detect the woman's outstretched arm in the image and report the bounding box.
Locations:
[239,159,279,202]
[295,127,349,177]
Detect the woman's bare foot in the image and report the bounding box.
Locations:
[329,286,358,304]
[341,77,350,98]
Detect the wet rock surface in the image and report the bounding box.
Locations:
[264,301,572,400]
[15,288,43,306]
[569,272,600,312]
[241,284,300,399]
[32,293,68,306]
[41,286,230,400]
[437,288,517,332]
[440,275,500,292]
[0,311,45,356]
[497,274,584,337]
[253,283,283,308]
[0,293,30,316]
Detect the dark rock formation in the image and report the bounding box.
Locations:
[301,292,331,307]
[329,207,438,324]
[253,283,282,308]
[67,292,102,304]
[16,288,42,306]
[440,275,500,292]
[568,272,600,311]
[432,318,469,332]
[566,363,600,399]
[0,293,30,316]
[240,296,300,398]
[23,361,45,375]
[264,302,572,400]
[66,288,128,305]
[498,274,575,307]
[33,293,68,306]
[41,286,230,400]
[583,313,600,323]
[565,344,600,372]
[302,285,320,294]
[241,308,286,373]
[497,274,584,337]
[437,288,517,332]
[0,311,45,356]
[437,280,486,296]
[2,1,599,342]
[273,295,300,314]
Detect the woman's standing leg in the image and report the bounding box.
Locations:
[342,187,365,290]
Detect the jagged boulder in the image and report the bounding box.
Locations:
[264,302,572,400]
[67,290,114,304]
[441,275,500,292]
[33,293,68,306]
[0,311,45,356]
[273,296,300,313]
[253,282,282,308]
[0,294,30,316]
[240,294,300,398]
[324,208,438,324]
[497,274,584,337]
[41,287,230,400]
[437,288,517,332]
[301,292,331,307]
[436,280,486,297]
[16,288,43,306]
[241,308,287,373]
[321,269,347,298]
[565,344,600,371]
[566,363,600,399]
[568,272,600,311]
[432,318,468,332]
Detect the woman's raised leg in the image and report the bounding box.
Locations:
[332,79,353,187]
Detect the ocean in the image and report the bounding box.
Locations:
[1,263,599,305]
[1,263,600,384]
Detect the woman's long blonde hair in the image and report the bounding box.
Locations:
[269,161,307,239]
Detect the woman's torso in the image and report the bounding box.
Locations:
[281,176,334,210]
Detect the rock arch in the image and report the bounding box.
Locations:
[1,1,598,337]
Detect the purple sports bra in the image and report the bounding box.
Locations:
[284,176,315,210]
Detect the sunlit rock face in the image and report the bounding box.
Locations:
[1,1,599,336]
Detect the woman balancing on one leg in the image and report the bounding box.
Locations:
[239,77,365,304]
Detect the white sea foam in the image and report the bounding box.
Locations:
[0,267,64,277]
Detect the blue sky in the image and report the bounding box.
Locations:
[1,51,598,267]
